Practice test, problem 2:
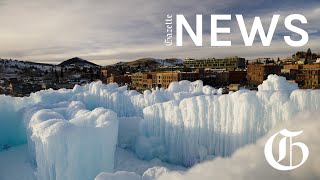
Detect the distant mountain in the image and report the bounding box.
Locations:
[110,58,183,67]
[0,58,55,71]
[59,57,100,67]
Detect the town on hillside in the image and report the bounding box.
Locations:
[1,48,320,97]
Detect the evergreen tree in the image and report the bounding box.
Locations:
[55,69,59,82]
[60,67,64,78]
[96,70,101,79]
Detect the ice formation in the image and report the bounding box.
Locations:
[258,74,298,93]
[137,76,320,166]
[72,80,214,117]
[0,79,210,180]
[1,75,320,180]
[158,112,320,180]
[118,117,142,149]
[24,101,118,180]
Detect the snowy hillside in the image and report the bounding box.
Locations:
[0,59,55,71]
[0,57,100,72]
[0,75,320,180]
[110,58,183,67]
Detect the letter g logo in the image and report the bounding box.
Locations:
[264,129,309,171]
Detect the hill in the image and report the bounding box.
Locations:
[111,58,183,67]
[58,57,100,67]
[0,58,55,72]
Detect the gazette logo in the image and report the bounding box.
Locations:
[264,129,309,171]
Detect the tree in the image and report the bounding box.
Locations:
[96,70,101,79]
[55,69,59,82]
[60,67,64,78]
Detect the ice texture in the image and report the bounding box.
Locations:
[25,101,118,180]
[95,171,143,180]
[0,96,26,148]
[258,74,298,93]
[137,75,320,166]
[118,117,142,149]
[1,75,320,180]
[0,86,88,149]
[95,167,169,180]
[73,80,214,117]
[158,112,320,180]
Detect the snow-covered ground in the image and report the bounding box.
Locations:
[0,75,320,180]
[0,145,35,180]
[0,146,184,180]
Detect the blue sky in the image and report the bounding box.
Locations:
[0,0,319,65]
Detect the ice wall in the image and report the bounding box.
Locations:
[2,75,317,176]
[25,101,118,180]
[0,86,83,149]
[0,96,26,150]
[118,117,142,149]
[158,112,320,180]
[137,75,320,166]
[73,80,214,117]
[0,80,212,151]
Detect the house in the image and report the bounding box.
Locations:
[228,84,240,91]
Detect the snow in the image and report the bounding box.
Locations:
[96,171,143,180]
[95,167,170,180]
[0,146,183,180]
[0,80,212,152]
[25,101,118,180]
[73,80,216,117]
[0,59,54,71]
[1,75,320,180]
[137,75,320,166]
[118,117,142,149]
[0,145,35,180]
[258,75,298,93]
[114,148,185,175]
[158,112,320,180]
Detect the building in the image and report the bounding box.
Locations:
[228,84,241,91]
[142,73,153,89]
[156,72,179,88]
[180,72,199,82]
[247,64,282,86]
[283,64,302,70]
[8,82,43,96]
[156,72,199,88]
[101,67,120,78]
[106,75,131,85]
[228,71,247,84]
[132,71,199,90]
[303,63,320,69]
[302,69,320,89]
[131,73,144,90]
[184,56,246,70]
[131,72,154,90]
